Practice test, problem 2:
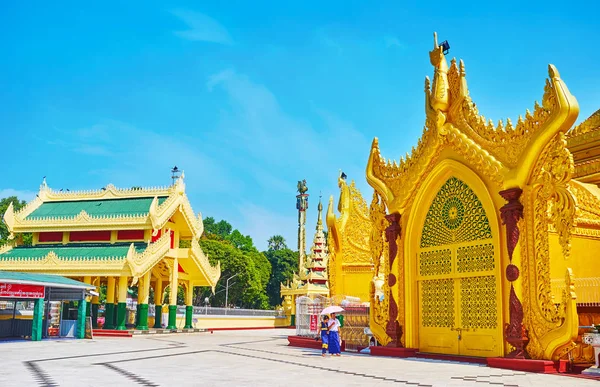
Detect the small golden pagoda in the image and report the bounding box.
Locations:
[0,173,220,331]
[330,32,600,363]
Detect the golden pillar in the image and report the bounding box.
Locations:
[104,277,116,329]
[166,259,178,329]
[116,276,128,330]
[136,272,151,330]
[184,282,194,329]
[91,277,100,328]
[153,278,163,328]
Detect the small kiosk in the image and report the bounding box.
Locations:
[0,271,94,340]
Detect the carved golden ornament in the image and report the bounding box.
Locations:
[0,242,14,255]
[420,177,492,248]
[190,238,221,292]
[368,192,392,346]
[569,181,600,223]
[568,107,600,137]
[453,61,558,169]
[536,133,576,259]
[519,134,579,360]
[327,179,373,299]
[127,232,171,284]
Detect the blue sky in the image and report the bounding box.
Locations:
[1,1,598,250]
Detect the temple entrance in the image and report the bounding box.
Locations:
[416,177,503,357]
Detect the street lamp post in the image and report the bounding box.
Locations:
[224,273,240,314]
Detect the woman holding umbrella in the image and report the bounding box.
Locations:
[321,305,343,356]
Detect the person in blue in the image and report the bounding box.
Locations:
[320,315,329,357]
[328,312,341,356]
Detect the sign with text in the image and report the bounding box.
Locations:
[0,283,45,299]
[309,314,318,332]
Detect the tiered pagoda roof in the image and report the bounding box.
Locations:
[0,175,220,290]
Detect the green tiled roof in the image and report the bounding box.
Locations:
[0,271,94,289]
[26,197,168,220]
[0,243,147,261]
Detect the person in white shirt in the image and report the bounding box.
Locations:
[327,313,341,356]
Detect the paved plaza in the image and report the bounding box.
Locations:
[0,329,597,387]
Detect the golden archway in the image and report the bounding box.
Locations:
[404,160,505,357]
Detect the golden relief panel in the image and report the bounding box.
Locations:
[419,249,452,276]
[420,177,492,248]
[456,243,495,273]
[421,278,454,328]
[460,275,498,329]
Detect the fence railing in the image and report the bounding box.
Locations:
[189,306,284,317]
[138,305,285,317]
[551,277,600,306]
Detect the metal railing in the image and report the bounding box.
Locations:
[144,305,284,318]
[551,277,600,306]
[190,306,284,317]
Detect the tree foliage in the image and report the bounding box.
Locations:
[0,196,32,246]
[267,235,287,251]
[265,247,298,307]
[197,239,270,309]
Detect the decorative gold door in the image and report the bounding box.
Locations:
[417,177,502,357]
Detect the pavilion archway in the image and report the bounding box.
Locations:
[403,160,505,358]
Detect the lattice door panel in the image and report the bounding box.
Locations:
[416,176,503,357]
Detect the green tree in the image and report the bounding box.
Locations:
[265,247,298,307]
[227,229,255,252]
[267,235,287,251]
[198,239,270,309]
[203,217,233,239]
[0,196,32,246]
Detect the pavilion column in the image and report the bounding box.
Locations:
[136,272,151,330]
[166,259,178,330]
[154,279,164,329]
[184,282,194,329]
[83,276,92,318]
[116,276,128,331]
[104,277,116,329]
[31,298,44,341]
[91,277,100,328]
[77,298,87,339]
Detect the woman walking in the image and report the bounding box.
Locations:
[320,315,329,357]
[328,312,341,356]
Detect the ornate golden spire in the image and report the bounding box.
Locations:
[428,32,450,112]
[317,194,323,227]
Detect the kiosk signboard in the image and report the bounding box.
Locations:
[0,283,45,299]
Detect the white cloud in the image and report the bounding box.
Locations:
[384,35,404,49]
[0,189,36,202]
[206,69,374,250]
[237,202,297,251]
[170,9,233,45]
[49,120,239,194]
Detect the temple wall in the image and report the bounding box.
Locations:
[549,233,600,281]
[148,315,289,330]
[339,270,372,302]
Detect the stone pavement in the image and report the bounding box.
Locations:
[0,329,596,387]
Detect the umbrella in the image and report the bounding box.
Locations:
[320,305,344,315]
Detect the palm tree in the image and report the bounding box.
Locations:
[267,235,287,251]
